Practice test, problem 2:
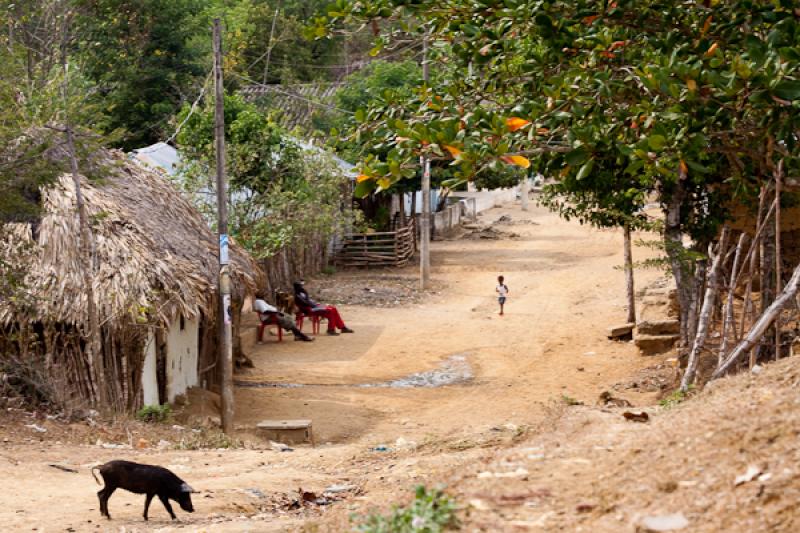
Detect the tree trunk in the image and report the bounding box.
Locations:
[681,227,729,391]
[65,127,106,409]
[663,178,693,350]
[624,224,636,324]
[713,260,800,379]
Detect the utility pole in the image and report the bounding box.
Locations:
[213,18,234,434]
[262,5,279,84]
[419,33,431,289]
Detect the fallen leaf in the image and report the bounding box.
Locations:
[623,411,649,423]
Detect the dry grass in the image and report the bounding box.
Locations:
[0,142,263,329]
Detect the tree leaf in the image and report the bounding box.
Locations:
[565,147,590,166]
[354,179,377,198]
[576,159,594,180]
[501,155,531,168]
[648,135,667,151]
[506,117,531,131]
[774,80,800,101]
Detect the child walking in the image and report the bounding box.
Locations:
[496,275,509,315]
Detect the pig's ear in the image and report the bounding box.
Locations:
[181,483,197,493]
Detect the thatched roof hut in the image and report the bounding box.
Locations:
[0,139,264,411]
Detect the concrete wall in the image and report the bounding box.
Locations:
[450,187,519,213]
[141,331,159,406]
[432,203,463,236]
[165,315,199,403]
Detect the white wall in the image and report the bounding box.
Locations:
[141,331,159,407]
[165,315,199,402]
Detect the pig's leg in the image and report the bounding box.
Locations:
[143,493,155,521]
[158,494,177,520]
[98,486,116,519]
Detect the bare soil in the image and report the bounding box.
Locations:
[2,201,794,532]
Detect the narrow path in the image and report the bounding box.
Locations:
[235,201,664,445]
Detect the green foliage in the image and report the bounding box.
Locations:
[560,394,583,406]
[135,404,172,423]
[175,92,355,259]
[74,0,207,150]
[320,0,800,243]
[659,387,692,410]
[353,486,458,533]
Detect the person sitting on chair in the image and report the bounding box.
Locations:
[293,280,354,336]
[254,291,313,342]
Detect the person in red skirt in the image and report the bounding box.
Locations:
[293,280,354,336]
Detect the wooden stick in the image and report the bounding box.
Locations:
[713,259,800,379]
[719,232,748,363]
[682,227,730,391]
[775,160,783,361]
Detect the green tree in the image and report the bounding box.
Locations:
[175,92,355,258]
[75,0,207,150]
[320,0,800,351]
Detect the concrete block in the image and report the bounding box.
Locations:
[257,419,314,446]
[634,333,679,355]
[608,323,635,340]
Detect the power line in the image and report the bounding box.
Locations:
[246,41,424,72]
[134,70,213,153]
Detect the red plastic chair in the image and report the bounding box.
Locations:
[257,313,283,342]
[295,311,323,334]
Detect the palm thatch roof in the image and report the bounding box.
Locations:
[0,140,264,329]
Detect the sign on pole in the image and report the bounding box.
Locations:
[219,233,230,265]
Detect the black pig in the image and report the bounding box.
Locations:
[91,460,196,521]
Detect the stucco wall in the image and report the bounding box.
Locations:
[165,316,199,402]
[141,331,159,406]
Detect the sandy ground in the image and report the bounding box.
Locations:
[0,200,671,532]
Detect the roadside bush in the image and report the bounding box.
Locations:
[354,486,458,532]
[135,404,171,423]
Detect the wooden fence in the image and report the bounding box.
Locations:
[258,235,330,296]
[334,219,416,268]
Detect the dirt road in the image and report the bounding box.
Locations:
[0,200,666,531]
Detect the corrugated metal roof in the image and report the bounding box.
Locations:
[240,82,344,131]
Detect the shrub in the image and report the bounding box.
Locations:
[135,404,171,423]
[354,486,458,533]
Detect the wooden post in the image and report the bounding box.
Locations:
[520,173,529,211]
[419,33,431,289]
[420,157,431,289]
[214,19,234,434]
[623,224,636,324]
[775,161,783,360]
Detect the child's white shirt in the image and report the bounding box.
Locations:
[496,284,508,296]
